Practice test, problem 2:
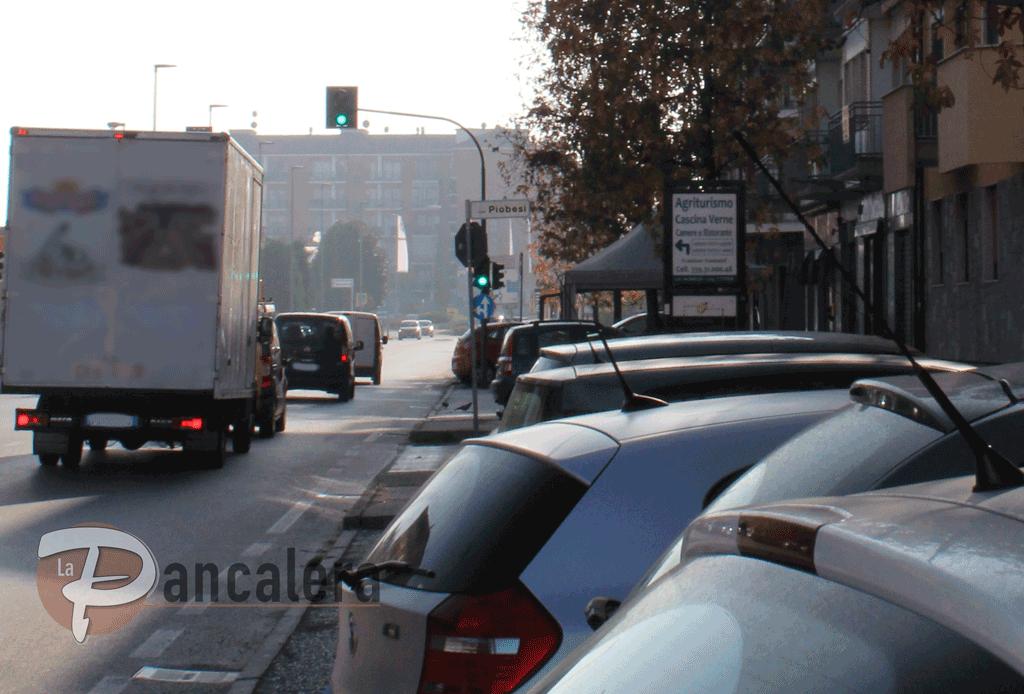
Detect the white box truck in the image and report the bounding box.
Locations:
[2,127,263,469]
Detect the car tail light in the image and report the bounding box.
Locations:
[262,376,273,388]
[174,417,204,431]
[15,410,49,429]
[417,585,561,694]
[262,354,271,365]
[499,357,512,378]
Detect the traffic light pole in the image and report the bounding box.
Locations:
[465,201,479,435]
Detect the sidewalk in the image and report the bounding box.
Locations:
[250,378,501,694]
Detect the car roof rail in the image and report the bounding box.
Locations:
[734,129,1023,493]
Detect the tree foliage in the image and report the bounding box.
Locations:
[312,221,387,311]
[508,0,832,264]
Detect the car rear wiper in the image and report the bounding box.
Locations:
[334,560,436,590]
[734,130,1023,492]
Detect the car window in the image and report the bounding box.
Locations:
[542,555,1024,694]
[537,330,573,349]
[497,381,557,432]
[276,317,345,348]
[365,444,587,594]
[703,404,943,514]
[531,356,568,372]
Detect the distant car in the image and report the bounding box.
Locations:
[418,320,435,337]
[530,330,923,374]
[611,311,669,335]
[524,472,1024,694]
[497,352,974,432]
[491,321,624,406]
[329,389,852,694]
[398,320,422,340]
[451,319,522,384]
[275,313,361,401]
[328,311,387,385]
[255,313,287,438]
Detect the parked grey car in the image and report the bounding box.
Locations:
[530,330,921,374]
[497,352,974,432]
[521,472,1024,694]
[329,389,851,694]
[626,362,1024,598]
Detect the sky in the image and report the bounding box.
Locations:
[0,0,537,217]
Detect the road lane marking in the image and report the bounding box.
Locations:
[131,628,183,658]
[133,667,238,684]
[268,500,312,534]
[241,541,272,557]
[87,675,130,694]
[364,431,382,442]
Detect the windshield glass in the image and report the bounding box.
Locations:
[496,381,556,432]
[276,316,345,348]
[365,443,586,593]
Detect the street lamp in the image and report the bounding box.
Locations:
[209,104,228,129]
[153,64,176,131]
[289,165,304,312]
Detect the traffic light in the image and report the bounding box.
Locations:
[454,221,486,268]
[326,87,358,129]
[473,257,491,293]
[491,261,505,290]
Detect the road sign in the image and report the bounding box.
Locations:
[331,278,354,289]
[470,199,530,219]
[473,293,495,321]
[356,292,368,306]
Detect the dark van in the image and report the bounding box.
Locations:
[328,311,387,385]
[275,313,362,401]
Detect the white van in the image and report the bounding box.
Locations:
[328,311,386,385]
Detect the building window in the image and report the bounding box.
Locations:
[957,192,969,282]
[383,188,402,209]
[383,161,402,181]
[312,161,332,179]
[983,3,1001,44]
[932,200,944,285]
[983,185,999,281]
[954,1,969,49]
[931,7,945,61]
[336,162,348,181]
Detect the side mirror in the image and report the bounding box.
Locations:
[584,596,622,631]
[355,340,365,351]
[381,335,388,345]
[495,409,503,420]
[258,316,274,340]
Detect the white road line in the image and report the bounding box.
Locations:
[130,628,183,658]
[133,667,238,684]
[86,675,130,694]
[268,500,312,534]
[241,541,272,557]
[363,431,382,442]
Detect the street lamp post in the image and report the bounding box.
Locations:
[257,141,274,251]
[289,165,304,311]
[209,104,228,129]
[319,183,328,310]
[153,64,176,131]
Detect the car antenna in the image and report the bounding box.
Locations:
[592,329,668,412]
[733,129,1023,492]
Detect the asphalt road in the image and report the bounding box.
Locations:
[0,333,457,694]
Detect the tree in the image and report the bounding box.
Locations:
[312,221,387,311]
[508,0,832,265]
[259,238,313,312]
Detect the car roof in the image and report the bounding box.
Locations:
[519,352,974,386]
[328,310,378,319]
[478,389,849,451]
[276,312,348,322]
[686,472,1024,676]
[846,361,1024,431]
[537,330,918,364]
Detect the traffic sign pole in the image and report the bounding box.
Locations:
[465,200,479,435]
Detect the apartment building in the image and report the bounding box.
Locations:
[792,0,1024,363]
[230,127,532,317]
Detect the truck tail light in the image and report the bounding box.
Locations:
[417,585,561,694]
[175,417,204,431]
[341,353,349,362]
[262,377,273,388]
[15,410,49,429]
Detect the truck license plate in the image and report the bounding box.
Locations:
[292,362,319,372]
[85,413,138,428]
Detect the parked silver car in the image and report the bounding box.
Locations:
[329,389,851,694]
[522,472,1024,694]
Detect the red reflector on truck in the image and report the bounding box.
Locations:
[262,377,273,388]
[176,417,204,431]
[341,354,348,362]
[15,410,48,429]
[418,585,561,694]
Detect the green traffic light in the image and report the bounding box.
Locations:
[474,274,490,288]
[335,113,348,126]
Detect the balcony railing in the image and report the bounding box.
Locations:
[827,101,882,174]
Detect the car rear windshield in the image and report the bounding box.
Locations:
[276,317,346,348]
[364,443,587,594]
[496,381,560,432]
